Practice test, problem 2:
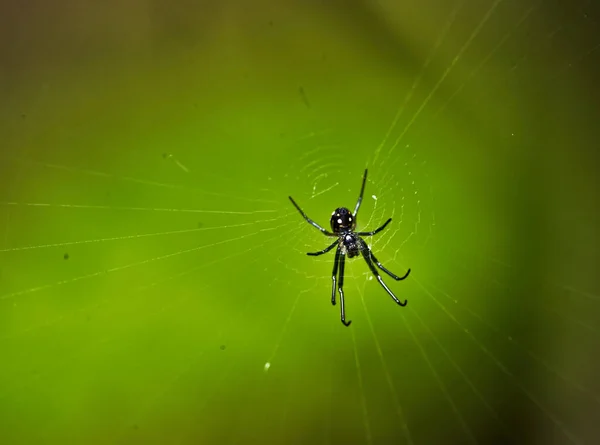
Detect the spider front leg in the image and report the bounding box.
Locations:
[331,247,351,326]
[359,239,408,306]
[366,247,411,281]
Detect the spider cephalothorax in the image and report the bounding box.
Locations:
[339,232,360,258]
[289,169,411,326]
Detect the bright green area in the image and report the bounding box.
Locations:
[1,1,599,445]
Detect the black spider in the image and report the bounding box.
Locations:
[289,169,411,326]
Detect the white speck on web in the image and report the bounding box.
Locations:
[372,195,377,200]
[264,362,271,372]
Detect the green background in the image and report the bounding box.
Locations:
[1,1,599,444]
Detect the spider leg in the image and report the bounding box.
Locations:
[288,196,335,236]
[337,252,351,326]
[365,246,411,281]
[359,240,407,306]
[331,247,340,305]
[352,169,368,218]
[330,247,351,326]
[307,240,338,256]
[356,218,392,236]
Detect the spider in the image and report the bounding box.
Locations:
[289,169,411,326]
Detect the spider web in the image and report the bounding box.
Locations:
[1,0,599,444]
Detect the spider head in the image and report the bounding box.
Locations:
[330,207,355,233]
[342,233,360,258]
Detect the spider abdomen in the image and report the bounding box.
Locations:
[331,207,356,233]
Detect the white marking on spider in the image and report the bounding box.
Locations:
[337,218,342,224]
